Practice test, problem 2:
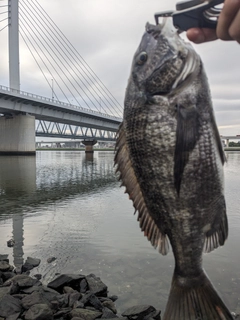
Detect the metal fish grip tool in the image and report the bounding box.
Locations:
[154,0,224,32]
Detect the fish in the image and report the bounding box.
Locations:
[114,18,233,320]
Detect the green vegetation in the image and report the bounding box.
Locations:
[36,148,115,151]
[229,141,240,147]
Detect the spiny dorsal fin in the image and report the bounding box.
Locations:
[114,123,169,255]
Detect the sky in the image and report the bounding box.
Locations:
[0,0,239,136]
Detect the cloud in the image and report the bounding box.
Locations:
[0,0,239,131]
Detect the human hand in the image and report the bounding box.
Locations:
[186,0,240,43]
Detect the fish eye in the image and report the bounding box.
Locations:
[137,52,148,65]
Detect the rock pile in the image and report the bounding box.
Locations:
[0,255,161,320]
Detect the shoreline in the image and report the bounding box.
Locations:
[36,148,115,151]
[0,255,161,320]
[36,147,240,152]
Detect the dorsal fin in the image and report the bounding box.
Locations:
[114,123,169,255]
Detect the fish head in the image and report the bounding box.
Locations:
[130,18,200,97]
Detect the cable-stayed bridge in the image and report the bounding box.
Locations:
[0,0,123,154]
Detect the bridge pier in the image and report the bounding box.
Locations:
[0,114,36,155]
[82,139,97,153]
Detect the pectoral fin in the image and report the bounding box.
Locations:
[203,196,228,253]
[174,104,200,195]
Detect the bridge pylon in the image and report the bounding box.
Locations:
[0,114,35,155]
[0,0,36,155]
[82,139,97,153]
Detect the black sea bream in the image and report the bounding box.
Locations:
[115,19,233,320]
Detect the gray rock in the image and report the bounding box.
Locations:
[39,286,60,302]
[0,295,22,318]
[80,292,103,311]
[25,257,41,267]
[63,286,76,294]
[0,261,10,272]
[68,292,81,308]
[85,274,108,296]
[7,239,15,247]
[2,272,16,282]
[5,313,20,320]
[21,291,49,310]
[14,266,23,274]
[47,257,56,264]
[53,307,71,318]
[21,286,42,294]
[108,295,118,302]
[9,283,19,295]
[22,258,41,273]
[80,278,88,293]
[0,286,10,300]
[24,303,53,320]
[102,300,117,314]
[70,308,102,320]
[101,307,118,319]
[73,301,85,309]
[33,274,42,281]
[47,274,84,292]
[49,300,59,311]
[12,294,27,300]
[0,254,9,262]
[5,275,38,288]
[144,310,161,320]
[122,306,156,320]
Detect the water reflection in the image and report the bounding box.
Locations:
[0,151,116,217]
[0,151,117,267]
[0,156,36,266]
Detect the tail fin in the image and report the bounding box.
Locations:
[163,270,234,320]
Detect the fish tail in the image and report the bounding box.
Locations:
[163,270,233,320]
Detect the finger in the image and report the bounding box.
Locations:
[186,28,218,43]
[217,0,240,40]
[228,9,240,42]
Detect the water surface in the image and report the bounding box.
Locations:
[0,151,239,313]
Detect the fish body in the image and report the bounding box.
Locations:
[115,19,233,320]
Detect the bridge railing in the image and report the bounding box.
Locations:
[0,84,122,121]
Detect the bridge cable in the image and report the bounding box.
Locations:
[0,23,7,32]
[22,0,122,117]
[19,11,86,107]
[19,23,70,104]
[20,1,108,114]
[19,29,62,103]
[20,0,122,117]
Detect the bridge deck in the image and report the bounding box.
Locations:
[0,85,122,131]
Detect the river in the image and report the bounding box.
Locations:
[0,150,239,314]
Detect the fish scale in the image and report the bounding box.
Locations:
[115,18,233,320]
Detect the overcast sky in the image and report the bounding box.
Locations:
[0,0,239,136]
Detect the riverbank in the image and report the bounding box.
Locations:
[36,148,115,151]
[36,147,240,152]
[224,147,240,151]
[0,255,161,320]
